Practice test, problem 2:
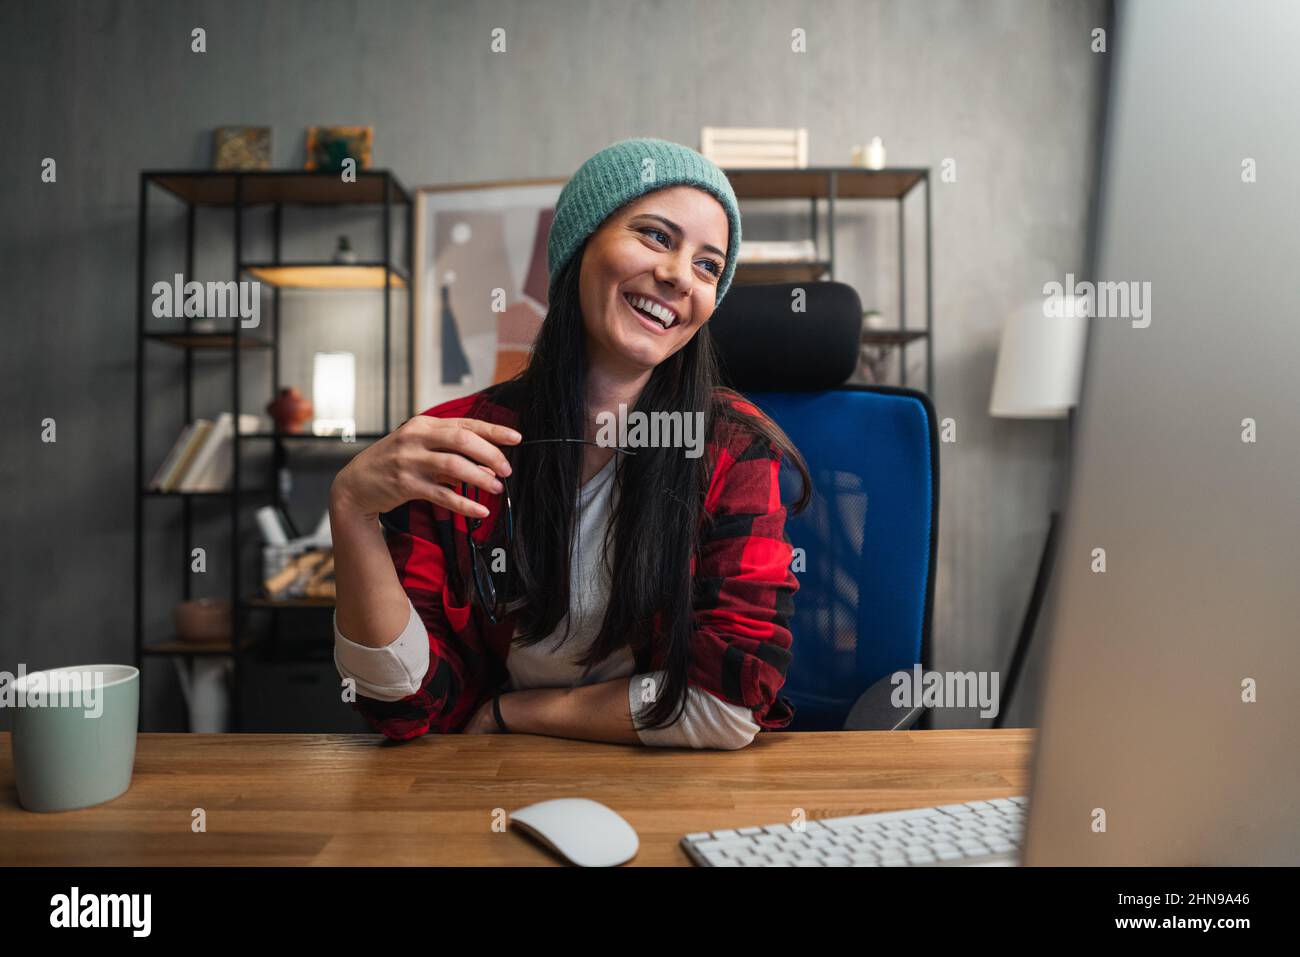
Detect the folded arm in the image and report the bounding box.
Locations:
[335,609,758,748]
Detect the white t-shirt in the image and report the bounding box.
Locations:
[333,455,760,749]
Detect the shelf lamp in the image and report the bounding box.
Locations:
[988,294,1089,727]
[312,351,356,437]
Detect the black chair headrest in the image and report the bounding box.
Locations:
[707,281,863,391]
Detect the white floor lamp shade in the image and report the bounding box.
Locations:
[989,295,1089,419]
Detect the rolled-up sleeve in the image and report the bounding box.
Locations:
[628,671,760,750]
[333,598,431,702]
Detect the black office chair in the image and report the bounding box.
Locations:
[709,281,940,731]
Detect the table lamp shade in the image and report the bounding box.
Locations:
[989,296,1089,419]
[312,351,356,436]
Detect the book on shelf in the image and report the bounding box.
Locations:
[150,413,262,492]
[181,413,233,492]
[152,421,212,491]
[149,421,198,490]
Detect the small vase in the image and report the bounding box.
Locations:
[333,235,357,264]
[267,387,313,434]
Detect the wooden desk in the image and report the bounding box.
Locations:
[0,729,1033,866]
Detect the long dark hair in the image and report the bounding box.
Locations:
[474,246,811,731]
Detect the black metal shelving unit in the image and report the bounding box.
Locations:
[725,166,934,398]
[133,169,413,731]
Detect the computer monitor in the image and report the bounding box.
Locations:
[1022,0,1300,865]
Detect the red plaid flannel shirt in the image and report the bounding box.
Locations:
[350,386,799,740]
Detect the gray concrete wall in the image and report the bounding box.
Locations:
[0,0,1108,730]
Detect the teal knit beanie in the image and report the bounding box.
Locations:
[547,137,743,307]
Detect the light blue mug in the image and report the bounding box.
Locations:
[11,664,139,813]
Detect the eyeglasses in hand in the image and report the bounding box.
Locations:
[460,438,637,625]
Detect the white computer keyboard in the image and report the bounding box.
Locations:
[681,796,1027,866]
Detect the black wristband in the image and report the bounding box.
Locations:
[492,693,510,733]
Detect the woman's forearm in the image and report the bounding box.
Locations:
[500,678,642,745]
[329,488,412,649]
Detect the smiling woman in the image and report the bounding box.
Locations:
[329,137,812,750]
[579,185,730,374]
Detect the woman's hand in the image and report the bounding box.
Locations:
[464,694,508,734]
[330,416,521,521]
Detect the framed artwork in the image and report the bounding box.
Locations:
[212,127,271,170]
[305,125,373,171]
[413,178,566,412]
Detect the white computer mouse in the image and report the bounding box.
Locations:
[509,797,639,867]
